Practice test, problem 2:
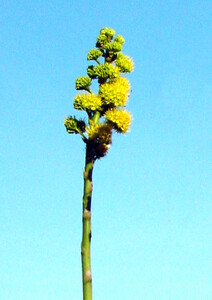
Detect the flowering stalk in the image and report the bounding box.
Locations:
[64,27,134,300]
[81,145,94,300]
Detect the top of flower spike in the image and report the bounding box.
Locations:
[100,27,115,38]
[96,27,116,49]
[65,27,133,157]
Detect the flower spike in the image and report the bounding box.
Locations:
[64,28,133,299]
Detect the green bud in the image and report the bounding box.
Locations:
[114,35,125,45]
[87,66,97,79]
[75,76,91,91]
[105,41,122,53]
[100,27,115,38]
[116,52,124,59]
[64,117,78,134]
[87,49,102,61]
[96,34,108,48]
[92,63,119,80]
[64,116,86,134]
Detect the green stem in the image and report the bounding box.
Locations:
[81,110,100,299]
[92,111,101,123]
[81,143,95,300]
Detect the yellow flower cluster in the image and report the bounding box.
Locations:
[115,55,134,73]
[74,94,101,111]
[105,108,132,133]
[99,77,131,106]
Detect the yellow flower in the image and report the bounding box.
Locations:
[105,108,132,133]
[99,77,131,107]
[74,94,101,111]
[115,54,134,73]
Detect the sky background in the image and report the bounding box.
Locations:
[1,1,212,299]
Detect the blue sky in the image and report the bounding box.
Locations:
[1,1,212,299]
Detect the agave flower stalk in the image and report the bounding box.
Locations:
[64,27,134,300]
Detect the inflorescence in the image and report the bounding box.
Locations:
[64,27,134,159]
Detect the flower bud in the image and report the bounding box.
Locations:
[114,35,125,45]
[64,117,86,134]
[87,49,102,61]
[105,41,122,53]
[96,34,108,48]
[87,66,97,79]
[100,27,115,38]
[92,63,119,80]
[75,76,91,91]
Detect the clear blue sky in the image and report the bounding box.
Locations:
[1,1,212,299]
